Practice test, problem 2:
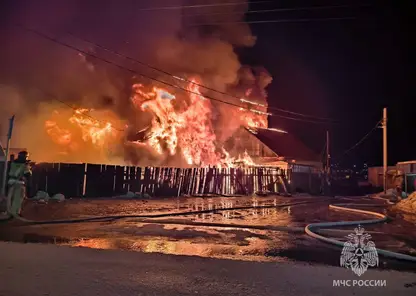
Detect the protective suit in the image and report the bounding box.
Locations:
[7,151,32,216]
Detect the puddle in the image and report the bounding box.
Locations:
[1,196,415,273]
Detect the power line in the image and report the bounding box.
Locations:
[187,16,356,26]
[268,105,336,121]
[14,23,335,124]
[182,4,369,17]
[63,29,337,122]
[334,120,382,163]
[136,1,273,11]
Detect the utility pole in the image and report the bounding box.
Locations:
[382,108,387,193]
[326,130,331,176]
[325,130,331,196]
[1,115,15,196]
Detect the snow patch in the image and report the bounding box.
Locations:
[395,192,416,214]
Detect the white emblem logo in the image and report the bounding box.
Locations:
[340,226,379,276]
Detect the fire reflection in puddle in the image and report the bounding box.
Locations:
[65,223,295,262]
[184,197,293,227]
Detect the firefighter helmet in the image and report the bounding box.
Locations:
[17,150,29,161]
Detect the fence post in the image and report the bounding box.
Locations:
[1,115,15,196]
[308,167,312,194]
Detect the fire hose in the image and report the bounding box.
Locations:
[1,197,416,263]
[305,203,416,262]
[2,198,325,225]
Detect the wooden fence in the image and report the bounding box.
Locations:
[26,163,292,198]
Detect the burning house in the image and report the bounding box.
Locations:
[0,1,323,196]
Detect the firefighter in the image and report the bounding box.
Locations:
[7,151,32,216]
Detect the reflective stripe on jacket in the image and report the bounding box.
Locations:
[8,162,32,180]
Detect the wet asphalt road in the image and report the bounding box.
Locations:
[0,195,415,272]
[2,242,416,296]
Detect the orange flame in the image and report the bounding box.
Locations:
[44,78,266,167]
[130,78,263,167]
[132,79,220,166]
[45,108,117,154]
[68,108,115,146]
[44,120,72,146]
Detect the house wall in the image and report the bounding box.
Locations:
[294,160,323,170]
[397,161,416,174]
[368,166,400,188]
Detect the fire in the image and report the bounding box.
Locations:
[45,120,72,146]
[239,96,269,129]
[69,108,114,146]
[235,150,256,166]
[130,78,261,168]
[131,79,219,166]
[239,109,268,129]
[44,108,118,156]
[220,148,256,167]
[43,78,267,167]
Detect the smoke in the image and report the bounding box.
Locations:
[0,0,272,165]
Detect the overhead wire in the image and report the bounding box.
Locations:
[182,4,370,17]
[135,1,273,11]
[334,119,382,163]
[14,23,336,125]
[187,16,356,26]
[62,29,338,122]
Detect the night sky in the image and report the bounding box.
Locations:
[242,0,413,166]
[0,0,413,167]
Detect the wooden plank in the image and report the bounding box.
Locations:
[230,168,235,195]
[100,165,116,197]
[114,166,125,195]
[28,162,302,198]
[143,167,151,194]
[57,163,84,198]
[85,164,102,197]
[30,162,48,196]
[44,163,60,196]
[130,167,141,193]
